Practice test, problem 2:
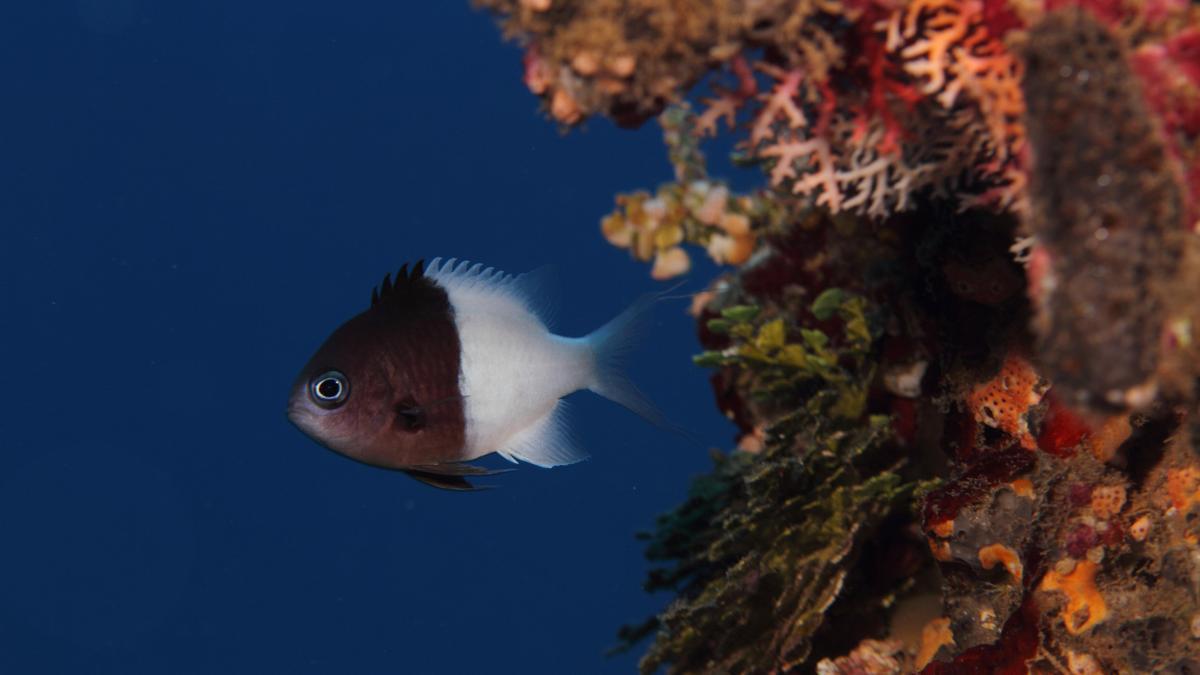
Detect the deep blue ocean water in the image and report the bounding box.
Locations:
[1,2,735,672]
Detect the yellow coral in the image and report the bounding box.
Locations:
[1090,484,1127,520]
[1129,515,1152,542]
[930,519,954,537]
[965,354,1046,449]
[651,247,691,280]
[1040,560,1108,635]
[601,212,634,247]
[978,543,1023,583]
[707,232,755,265]
[1010,478,1035,498]
[1167,466,1200,512]
[928,538,953,561]
[916,617,955,670]
[549,88,583,124]
[1088,414,1132,462]
[1066,650,1105,675]
[601,173,762,277]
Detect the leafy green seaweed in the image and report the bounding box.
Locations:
[623,291,922,673]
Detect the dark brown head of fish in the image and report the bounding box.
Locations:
[287,263,466,469]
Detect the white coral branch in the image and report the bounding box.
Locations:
[759,134,843,213]
[696,94,741,137]
[750,69,807,146]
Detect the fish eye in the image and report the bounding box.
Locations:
[310,371,349,409]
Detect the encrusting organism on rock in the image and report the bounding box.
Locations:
[1021,7,1187,415]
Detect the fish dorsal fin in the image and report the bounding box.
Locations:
[370,260,433,308]
[426,258,553,327]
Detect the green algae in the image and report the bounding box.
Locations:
[622,290,923,673]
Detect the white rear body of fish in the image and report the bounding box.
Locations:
[428,258,662,467]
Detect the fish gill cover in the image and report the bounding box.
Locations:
[473,0,1200,672]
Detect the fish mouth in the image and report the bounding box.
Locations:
[286,397,346,456]
[285,389,359,461]
[286,399,318,436]
[285,398,301,425]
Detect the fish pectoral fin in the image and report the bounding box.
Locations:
[395,398,427,432]
[402,469,487,492]
[406,462,514,477]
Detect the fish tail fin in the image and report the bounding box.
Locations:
[584,292,672,429]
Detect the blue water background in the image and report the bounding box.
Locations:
[1,1,738,672]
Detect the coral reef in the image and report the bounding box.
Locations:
[474,0,1200,671]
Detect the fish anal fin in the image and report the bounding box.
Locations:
[497,400,588,468]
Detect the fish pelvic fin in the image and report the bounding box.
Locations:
[402,470,485,491]
[400,462,513,491]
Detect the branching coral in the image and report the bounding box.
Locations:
[880,0,1028,209]
[478,0,1028,224]
[737,2,1027,218]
